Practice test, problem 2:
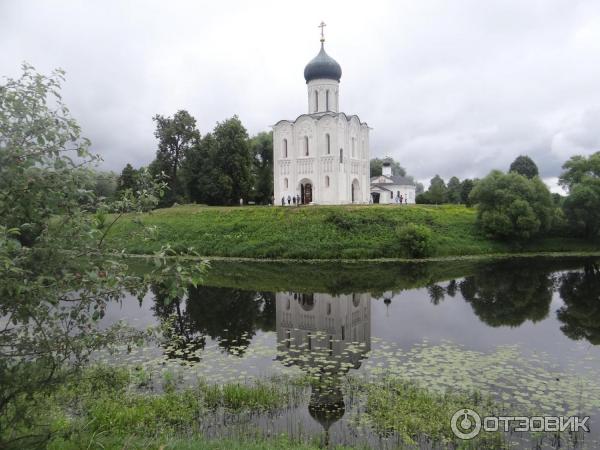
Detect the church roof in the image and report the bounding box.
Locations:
[272,111,369,128]
[370,175,416,186]
[304,43,342,83]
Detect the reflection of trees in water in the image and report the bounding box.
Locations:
[557,264,600,345]
[151,284,206,362]
[459,262,554,327]
[151,284,275,359]
[187,286,265,355]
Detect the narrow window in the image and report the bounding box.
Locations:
[326,134,330,154]
[286,330,291,348]
[283,139,288,158]
[339,148,343,164]
[304,136,309,156]
[326,90,329,111]
[327,303,331,315]
[325,175,330,187]
[329,335,333,355]
[341,326,345,341]
[391,191,393,199]
[307,332,312,351]
[314,91,318,112]
[284,178,288,189]
[352,138,355,158]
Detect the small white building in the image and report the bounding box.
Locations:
[272,26,370,205]
[370,159,417,204]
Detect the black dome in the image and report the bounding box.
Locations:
[304,43,342,83]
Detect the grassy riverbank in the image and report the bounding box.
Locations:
[22,366,501,449]
[104,204,598,260]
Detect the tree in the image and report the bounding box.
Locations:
[117,163,139,193]
[509,155,539,179]
[460,179,475,206]
[0,64,205,447]
[559,152,600,238]
[562,178,600,237]
[446,176,462,204]
[559,152,600,188]
[151,110,200,205]
[469,170,554,240]
[428,175,447,204]
[92,171,118,200]
[370,157,406,177]
[249,131,273,204]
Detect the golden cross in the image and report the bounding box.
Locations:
[318,21,326,42]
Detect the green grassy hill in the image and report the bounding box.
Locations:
[104,204,598,260]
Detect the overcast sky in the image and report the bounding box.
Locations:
[2,0,600,190]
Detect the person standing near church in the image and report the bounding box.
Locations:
[399,194,403,205]
[287,195,291,205]
[292,196,296,206]
[297,194,301,205]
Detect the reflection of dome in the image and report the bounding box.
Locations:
[308,385,345,431]
[298,293,315,311]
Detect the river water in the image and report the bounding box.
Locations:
[97,256,600,449]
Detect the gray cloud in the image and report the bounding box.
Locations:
[1,0,599,188]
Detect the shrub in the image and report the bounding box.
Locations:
[396,224,434,258]
[469,170,554,241]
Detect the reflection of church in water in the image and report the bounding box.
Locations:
[275,292,371,438]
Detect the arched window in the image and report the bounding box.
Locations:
[339,148,343,164]
[325,175,330,187]
[327,303,331,315]
[326,133,330,154]
[284,178,288,189]
[326,90,329,111]
[352,138,356,158]
[304,136,309,156]
[314,91,318,112]
[282,138,288,158]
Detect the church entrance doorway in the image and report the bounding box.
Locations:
[299,179,313,204]
[371,192,380,204]
[351,179,360,203]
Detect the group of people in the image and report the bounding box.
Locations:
[395,194,408,204]
[281,194,302,206]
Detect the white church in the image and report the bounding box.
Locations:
[273,24,371,205]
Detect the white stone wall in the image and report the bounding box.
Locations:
[307,79,340,113]
[370,184,417,204]
[273,113,370,205]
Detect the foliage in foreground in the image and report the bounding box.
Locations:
[14,365,505,450]
[0,64,207,448]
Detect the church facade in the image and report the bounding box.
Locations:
[273,28,370,205]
